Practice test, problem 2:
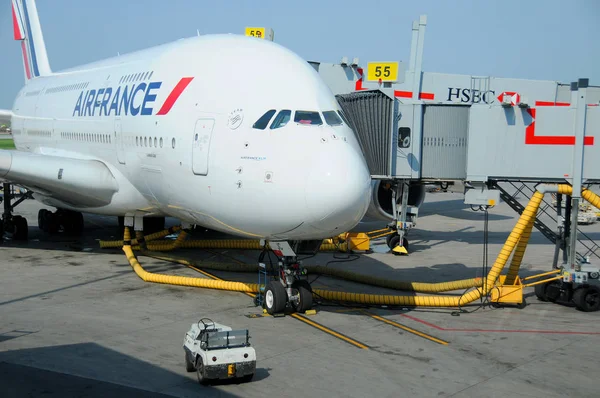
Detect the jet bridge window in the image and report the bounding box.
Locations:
[294,111,322,125]
[270,110,291,129]
[253,109,276,130]
[323,111,343,126]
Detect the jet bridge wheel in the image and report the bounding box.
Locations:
[386,234,409,252]
[264,281,287,315]
[573,286,600,312]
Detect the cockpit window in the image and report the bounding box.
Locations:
[323,111,343,126]
[270,110,292,129]
[294,111,323,125]
[253,109,276,130]
[337,110,351,126]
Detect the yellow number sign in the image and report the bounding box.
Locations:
[245,27,266,39]
[366,62,399,82]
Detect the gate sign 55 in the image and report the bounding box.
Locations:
[367,62,399,83]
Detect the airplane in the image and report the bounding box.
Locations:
[0,0,372,314]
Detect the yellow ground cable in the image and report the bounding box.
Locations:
[505,216,535,284]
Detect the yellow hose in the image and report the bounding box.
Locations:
[123,230,259,293]
[99,226,181,248]
[103,236,347,252]
[505,217,535,284]
[120,184,600,308]
[139,250,483,293]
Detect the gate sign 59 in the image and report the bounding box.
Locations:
[367,62,399,83]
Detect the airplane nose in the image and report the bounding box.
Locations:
[305,145,371,232]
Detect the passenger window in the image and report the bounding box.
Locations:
[323,111,343,126]
[270,110,291,129]
[294,111,322,125]
[253,110,276,130]
[154,137,157,147]
[160,137,163,148]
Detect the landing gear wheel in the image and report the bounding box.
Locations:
[184,350,195,372]
[12,216,28,240]
[38,209,48,231]
[573,286,600,312]
[292,280,313,313]
[196,357,208,385]
[264,281,287,315]
[63,211,84,236]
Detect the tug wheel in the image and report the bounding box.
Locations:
[196,357,208,385]
[184,350,195,372]
[573,286,600,312]
[264,281,287,315]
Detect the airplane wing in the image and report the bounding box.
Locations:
[0,150,118,207]
[0,109,11,124]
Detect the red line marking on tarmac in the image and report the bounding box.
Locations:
[400,313,600,335]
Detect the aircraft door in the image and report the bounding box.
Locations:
[192,118,215,175]
[114,118,125,164]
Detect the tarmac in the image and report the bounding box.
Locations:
[1,190,599,397]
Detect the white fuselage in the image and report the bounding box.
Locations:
[9,35,371,240]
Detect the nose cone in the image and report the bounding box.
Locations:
[305,145,371,234]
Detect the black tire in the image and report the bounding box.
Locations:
[292,280,313,313]
[63,211,84,236]
[545,281,562,302]
[241,374,254,383]
[534,283,548,301]
[573,286,600,312]
[196,357,209,385]
[12,216,28,241]
[386,233,396,248]
[264,281,287,315]
[44,211,59,234]
[38,209,47,231]
[388,235,409,253]
[184,349,195,372]
[387,234,400,250]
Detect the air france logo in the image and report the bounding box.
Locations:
[72,77,193,117]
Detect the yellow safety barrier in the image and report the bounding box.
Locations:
[119,184,600,308]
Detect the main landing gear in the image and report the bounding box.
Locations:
[1,183,33,241]
[259,240,319,315]
[38,208,84,236]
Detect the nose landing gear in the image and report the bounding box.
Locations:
[259,241,315,315]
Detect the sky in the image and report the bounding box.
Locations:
[0,0,599,108]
